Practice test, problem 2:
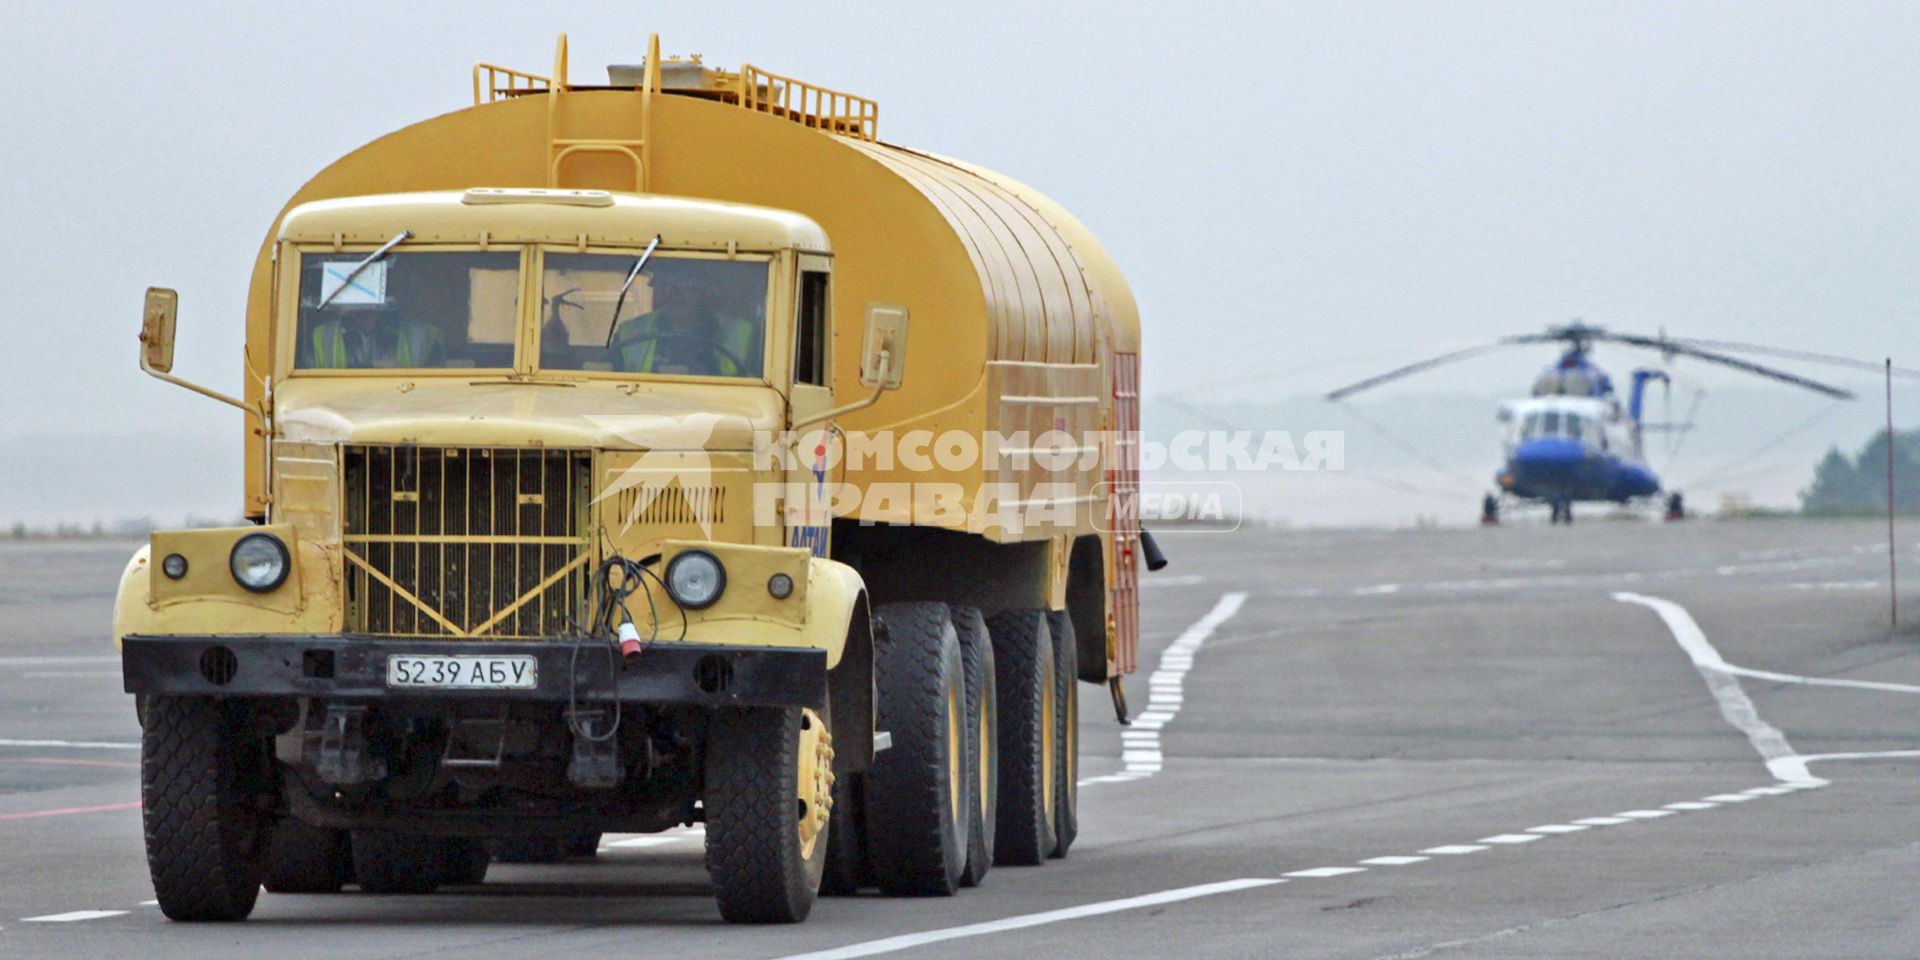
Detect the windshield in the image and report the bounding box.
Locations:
[539,254,768,378]
[294,251,519,370]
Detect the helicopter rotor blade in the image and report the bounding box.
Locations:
[1323,342,1516,401]
[1658,338,1920,381]
[1597,332,1855,399]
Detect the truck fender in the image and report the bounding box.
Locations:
[808,558,875,773]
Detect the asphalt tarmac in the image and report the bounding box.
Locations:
[1,517,1914,959]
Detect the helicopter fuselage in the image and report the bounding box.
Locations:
[1495,396,1660,504]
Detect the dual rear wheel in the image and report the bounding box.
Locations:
[814,601,1078,902]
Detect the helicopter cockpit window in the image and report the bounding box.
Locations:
[1539,411,1562,437]
[1564,415,1584,441]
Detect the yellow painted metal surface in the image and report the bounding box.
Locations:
[113,537,343,645]
[239,55,1139,547]
[148,525,305,612]
[639,545,863,668]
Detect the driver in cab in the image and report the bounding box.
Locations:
[609,271,755,377]
[303,302,444,369]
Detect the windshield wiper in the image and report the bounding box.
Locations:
[604,234,663,348]
[316,230,412,309]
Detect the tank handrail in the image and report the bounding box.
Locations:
[473,62,552,105]
[738,64,878,141]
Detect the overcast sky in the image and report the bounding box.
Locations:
[2,1,1915,524]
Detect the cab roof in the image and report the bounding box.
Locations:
[277,189,830,253]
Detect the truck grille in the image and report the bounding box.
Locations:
[342,445,591,639]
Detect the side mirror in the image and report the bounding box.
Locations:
[141,287,179,374]
[859,303,908,390]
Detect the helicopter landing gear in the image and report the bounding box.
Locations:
[1665,492,1686,522]
[1481,493,1500,526]
[1549,500,1574,525]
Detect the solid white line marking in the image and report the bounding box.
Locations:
[1702,794,1756,803]
[1614,592,1824,786]
[1615,810,1675,819]
[1478,834,1542,844]
[768,878,1284,960]
[1079,592,1247,787]
[23,910,127,922]
[1360,856,1429,866]
[1420,845,1488,855]
[1526,824,1588,834]
[1664,801,1717,811]
[1798,749,1920,763]
[1285,866,1367,878]
[1572,817,1631,826]
[0,739,139,751]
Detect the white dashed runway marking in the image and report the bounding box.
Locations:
[23,910,127,923]
[1285,866,1367,878]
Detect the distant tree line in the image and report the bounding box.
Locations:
[1801,428,1920,515]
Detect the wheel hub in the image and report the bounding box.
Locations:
[796,708,834,859]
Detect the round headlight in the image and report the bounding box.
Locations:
[229,533,290,593]
[665,550,725,609]
[767,572,794,599]
[161,553,189,580]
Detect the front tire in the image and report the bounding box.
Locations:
[706,705,830,923]
[867,602,970,896]
[141,696,270,921]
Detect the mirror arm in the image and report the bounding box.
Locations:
[140,349,259,416]
[790,347,891,432]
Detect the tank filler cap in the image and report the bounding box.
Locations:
[463,187,614,208]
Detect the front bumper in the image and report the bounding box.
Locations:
[121,634,825,709]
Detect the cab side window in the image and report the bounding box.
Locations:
[795,271,829,386]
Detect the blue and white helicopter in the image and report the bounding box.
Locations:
[1327,322,1855,525]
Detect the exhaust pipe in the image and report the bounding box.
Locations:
[1139,527,1169,572]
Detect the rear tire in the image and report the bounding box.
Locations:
[350,831,443,894]
[953,606,998,886]
[988,609,1057,866]
[1046,610,1079,858]
[705,705,829,923]
[263,817,351,894]
[867,602,969,896]
[141,696,269,921]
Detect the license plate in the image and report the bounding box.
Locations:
[386,655,538,690]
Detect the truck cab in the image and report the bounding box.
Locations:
[121,187,878,923]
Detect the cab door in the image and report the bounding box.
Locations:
[786,254,835,557]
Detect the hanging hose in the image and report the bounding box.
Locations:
[563,553,683,745]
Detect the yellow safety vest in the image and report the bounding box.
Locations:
[612,310,756,376]
[307,320,442,368]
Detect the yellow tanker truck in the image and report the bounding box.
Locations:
[117,34,1148,924]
